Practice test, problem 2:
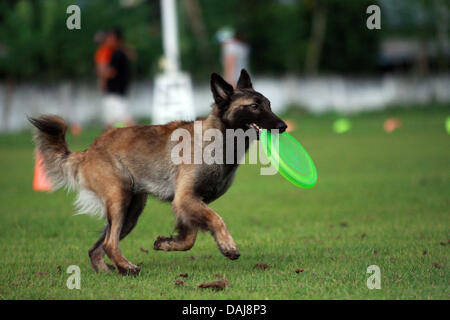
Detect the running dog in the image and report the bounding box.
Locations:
[29,69,287,275]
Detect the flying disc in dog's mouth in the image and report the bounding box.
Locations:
[259,129,318,188]
[248,122,262,139]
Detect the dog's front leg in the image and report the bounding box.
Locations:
[172,194,240,260]
[154,221,198,251]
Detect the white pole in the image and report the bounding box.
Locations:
[161,0,180,73]
[153,0,195,125]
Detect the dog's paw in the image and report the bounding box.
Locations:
[117,263,141,276]
[91,262,113,273]
[223,249,240,260]
[89,250,112,273]
[219,245,240,260]
[153,235,174,251]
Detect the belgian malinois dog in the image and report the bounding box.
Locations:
[29,69,287,275]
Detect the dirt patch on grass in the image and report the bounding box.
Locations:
[140,247,149,253]
[198,279,229,291]
[178,273,188,278]
[174,279,185,286]
[254,263,269,270]
[432,262,442,269]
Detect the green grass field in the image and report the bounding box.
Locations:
[0,105,449,299]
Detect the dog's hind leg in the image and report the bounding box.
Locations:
[88,226,110,273]
[88,193,146,273]
[120,193,147,240]
[101,189,142,275]
[153,221,198,251]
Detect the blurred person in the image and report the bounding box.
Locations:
[94,30,113,92]
[217,27,249,87]
[67,32,111,136]
[98,28,134,128]
[216,28,295,133]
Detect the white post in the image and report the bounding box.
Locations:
[161,0,180,73]
[152,0,195,124]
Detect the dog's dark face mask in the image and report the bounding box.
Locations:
[210,69,287,139]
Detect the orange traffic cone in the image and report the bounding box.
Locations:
[33,151,52,191]
[70,123,82,136]
[383,117,401,133]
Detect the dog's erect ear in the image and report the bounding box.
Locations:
[236,69,253,90]
[210,73,234,107]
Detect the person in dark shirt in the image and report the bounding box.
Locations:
[106,44,130,95]
[99,28,133,127]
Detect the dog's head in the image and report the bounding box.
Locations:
[210,69,287,137]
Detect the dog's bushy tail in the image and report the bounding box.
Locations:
[28,115,83,191]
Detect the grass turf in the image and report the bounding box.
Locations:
[0,105,449,299]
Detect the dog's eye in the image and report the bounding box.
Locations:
[248,104,258,109]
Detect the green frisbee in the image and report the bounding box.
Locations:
[260,129,317,188]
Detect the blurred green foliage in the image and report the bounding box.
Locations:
[182,0,381,77]
[0,0,162,80]
[0,0,445,81]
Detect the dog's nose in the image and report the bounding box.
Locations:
[276,122,288,134]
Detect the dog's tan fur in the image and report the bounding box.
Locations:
[29,70,286,275]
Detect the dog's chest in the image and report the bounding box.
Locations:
[193,164,237,203]
[141,178,174,201]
